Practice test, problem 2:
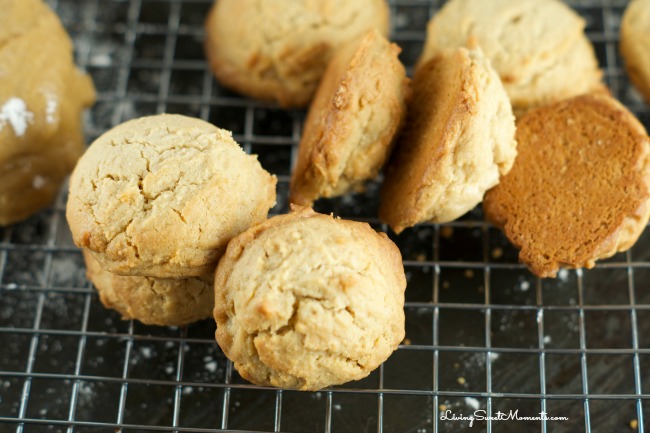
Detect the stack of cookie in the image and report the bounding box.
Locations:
[66,114,277,326]
[66,113,407,390]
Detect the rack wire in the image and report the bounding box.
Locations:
[0,0,648,432]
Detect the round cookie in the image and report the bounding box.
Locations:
[67,114,277,278]
[621,0,650,103]
[380,48,517,233]
[417,0,603,113]
[483,95,650,278]
[83,250,214,327]
[0,0,95,226]
[204,0,390,108]
[290,30,409,206]
[214,206,406,391]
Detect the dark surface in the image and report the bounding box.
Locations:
[0,0,648,432]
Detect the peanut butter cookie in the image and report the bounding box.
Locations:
[214,206,406,391]
[67,114,277,278]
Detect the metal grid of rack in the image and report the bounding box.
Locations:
[0,0,648,432]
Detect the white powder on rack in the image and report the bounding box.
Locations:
[205,360,217,373]
[0,97,34,136]
[464,397,480,410]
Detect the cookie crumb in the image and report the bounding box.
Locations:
[491,247,503,259]
[442,280,450,290]
[439,404,447,411]
[464,269,474,279]
[440,226,454,239]
[402,338,412,346]
[630,419,638,430]
[415,254,426,262]
[457,376,466,385]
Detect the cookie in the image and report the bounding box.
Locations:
[621,0,650,103]
[380,48,517,233]
[483,95,650,278]
[67,114,277,278]
[0,0,95,226]
[214,206,406,391]
[290,30,409,206]
[83,250,214,327]
[204,0,389,108]
[417,0,603,113]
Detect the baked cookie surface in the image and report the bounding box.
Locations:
[214,206,406,391]
[417,0,603,112]
[290,30,409,206]
[380,48,516,233]
[67,114,277,278]
[483,95,650,278]
[0,0,95,226]
[204,0,389,108]
[84,251,214,327]
[621,0,650,103]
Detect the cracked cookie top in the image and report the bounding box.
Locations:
[67,114,277,279]
[214,205,406,391]
[204,0,390,108]
[289,29,409,206]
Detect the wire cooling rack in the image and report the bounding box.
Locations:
[0,0,649,432]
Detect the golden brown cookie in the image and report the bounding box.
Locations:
[67,114,277,279]
[83,250,214,327]
[483,95,650,278]
[417,0,603,113]
[380,48,517,233]
[0,0,95,226]
[290,30,409,206]
[214,206,406,391]
[204,0,390,108]
[621,0,650,103]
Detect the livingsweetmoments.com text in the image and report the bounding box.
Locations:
[440,410,569,427]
